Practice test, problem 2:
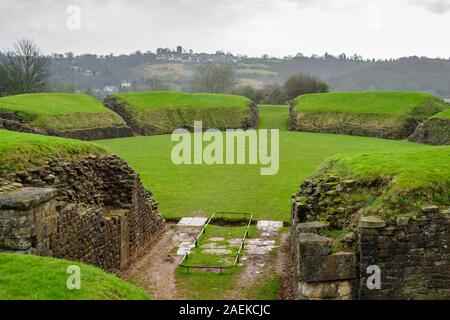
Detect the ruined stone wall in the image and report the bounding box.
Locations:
[0,156,165,271]
[291,176,450,300]
[359,209,450,300]
[408,118,450,145]
[0,111,133,141]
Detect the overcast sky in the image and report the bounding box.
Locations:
[1,0,450,58]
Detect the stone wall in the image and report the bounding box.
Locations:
[292,221,358,300]
[104,96,259,135]
[288,104,419,140]
[0,111,133,141]
[291,175,450,300]
[359,209,450,300]
[0,155,165,271]
[408,118,450,145]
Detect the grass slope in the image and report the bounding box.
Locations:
[0,93,127,131]
[0,129,109,175]
[106,91,257,135]
[434,109,450,119]
[317,147,450,219]
[97,105,430,222]
[290,92,448,139]
[0,253,148,300]
[112,91,251,111]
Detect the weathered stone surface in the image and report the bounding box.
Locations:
[360,216,387,229]
[0,188,57,210]
[297,233,332,257]
[297,281,353,300]
[359,213,450,300]
[296,221,329,234]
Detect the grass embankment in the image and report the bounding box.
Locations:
[106,91,257,134]
[433,109,450,119]
[290,92,448,139]
[0,129,109,175]
[318,147,450,220]
[0,93,127,131]
[0,253,148,300]
[97,105,429,222]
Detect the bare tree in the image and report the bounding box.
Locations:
[0,39,49,96]
[191,64,236,93]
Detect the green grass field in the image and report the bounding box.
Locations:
[97,105,432,222]
[294,92,448,116]
[0,253,148,300]
[112,91,251,111]
[0,129,109,175]
[0,93,127,130]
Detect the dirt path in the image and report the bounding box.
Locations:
[121,225,198,300]
[276,233,295,300]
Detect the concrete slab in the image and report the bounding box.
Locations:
[257,220,283,237]
[177,217,208,227]
[177,241,195,256]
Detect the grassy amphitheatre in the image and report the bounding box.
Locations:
[97,104,435,223]
[0,253,148,300]
[289,92,449,139]
[0,92,449,300]
[104,91,258,135]
[0,93,127,131]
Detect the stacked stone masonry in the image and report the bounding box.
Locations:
[292,192,450,299]
[0,155,165,271]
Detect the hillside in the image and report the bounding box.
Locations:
[104,91,258,135]
[0,253,148,300]
[289,92,448,140]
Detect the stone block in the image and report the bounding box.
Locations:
[360,216,386,229]
[296,221,329,234]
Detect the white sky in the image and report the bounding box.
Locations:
[1,0,450,58]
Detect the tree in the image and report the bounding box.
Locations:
[0,39,49,96]
[191,64,236,93]
[283,74,329,101]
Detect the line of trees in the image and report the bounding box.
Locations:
[189,63,329,104]
[232,74,329,104]
[0,39,50,97]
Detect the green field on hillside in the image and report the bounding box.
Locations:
[0,129,109,174]
[294,92,448,116]
[0,93,127,130]
[97,105,431,222]
[0,253,148,300]
[112,91,251,111]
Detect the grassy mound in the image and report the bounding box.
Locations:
[0,129,109,175]
[104,91,258,135]
[295,147,450,226]
[0,93,127,131]
[409,109,450,145]
[289,92,448,139]
[0,253,148,300]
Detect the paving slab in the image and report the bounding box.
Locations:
[257,220,283,237]
[177,217,208,227]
